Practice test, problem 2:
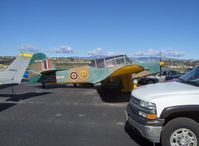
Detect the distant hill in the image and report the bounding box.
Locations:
[132,57,161,61]
[132,56,199,62]
[70,55,107,60]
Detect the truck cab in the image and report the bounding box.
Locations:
[126,65,199,146]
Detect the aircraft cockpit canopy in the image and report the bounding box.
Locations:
[89,55,132,68]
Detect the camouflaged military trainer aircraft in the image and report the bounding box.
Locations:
[29,54,160,92]
[0,53,32,89]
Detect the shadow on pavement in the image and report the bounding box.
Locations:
[34,83,131,103]
[96,87,131,103]
[0,103,16,112]
[0,103,17,112]
[124,122,161,146]
[0,92,51,102]
[35,84,68,89]
[124,121,154,146]
[36,83,94,89]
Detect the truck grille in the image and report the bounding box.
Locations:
[129,96,142,115]
[129,96,154,115]
[130,96,141,105]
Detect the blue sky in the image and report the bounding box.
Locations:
[0,0,198,59]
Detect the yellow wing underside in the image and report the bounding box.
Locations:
[108,65,144,79]
[107,65,144,92]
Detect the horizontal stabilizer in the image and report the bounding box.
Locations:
[0,54,32,85]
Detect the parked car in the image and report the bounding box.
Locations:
[126,65,199,146]
[138,77,159,85]
[164,70,182,81]
[138,70,182,85]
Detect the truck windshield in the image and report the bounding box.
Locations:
[179,66,199,86]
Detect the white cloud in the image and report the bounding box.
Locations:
[88,48,104,56]
[51,46,73,54]
[88,48,119,56]
[162,49,184,57]
[19,44,40,52]
[134,49,184,57]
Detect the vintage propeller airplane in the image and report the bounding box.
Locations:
[29,54,161,92]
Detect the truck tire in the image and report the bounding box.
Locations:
[161,117,199,146]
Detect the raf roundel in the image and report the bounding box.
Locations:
[70,72,78,80]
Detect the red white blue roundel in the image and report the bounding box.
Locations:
[70,72,78,80]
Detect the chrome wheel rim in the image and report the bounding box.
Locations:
[170,128,197,146]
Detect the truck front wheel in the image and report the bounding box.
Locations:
[161,117,199,146]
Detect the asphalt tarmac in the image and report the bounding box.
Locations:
[0,83,155,146]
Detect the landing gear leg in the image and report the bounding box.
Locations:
[11,86,18,101]
[121,75,134,92]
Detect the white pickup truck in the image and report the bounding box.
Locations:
[126,66,199,146]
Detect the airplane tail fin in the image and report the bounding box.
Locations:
[28,52,52,73]
[28,52,52,84]
[0,53,32,84]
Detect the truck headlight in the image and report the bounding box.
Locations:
[139,100,156,110]
[139,111,157,120]
[130,96,157,120]
[138,100,157,119]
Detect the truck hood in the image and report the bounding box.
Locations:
[132,81,199,102]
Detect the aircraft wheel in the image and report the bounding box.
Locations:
[42,82,46,88]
